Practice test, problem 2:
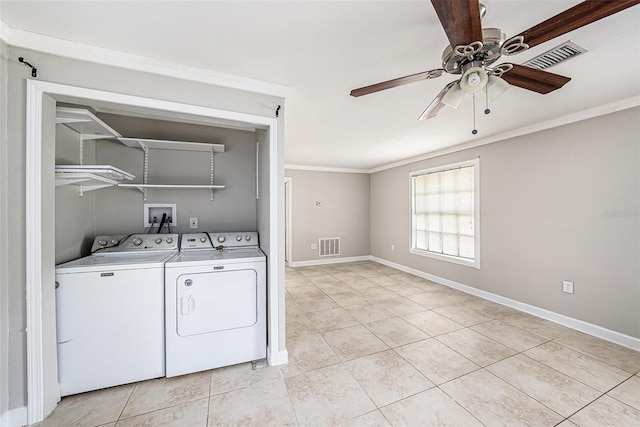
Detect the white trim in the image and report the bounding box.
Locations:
[284,177,293,267]
[370,256,640,351]
[25,81,45,424]
[3,22,289,98]
[285,164,369,174]
[369,97,640,174]
[409,249,477,268]
[26,80,284,424]
[289,256,370,268]
[266,116,286,367]
[0,406,27,427]
[267,346,289,366]
[410,158,480,269]
[0,20,10,45]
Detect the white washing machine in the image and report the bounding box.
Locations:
[55,233,178,396]
[164,232,266,377]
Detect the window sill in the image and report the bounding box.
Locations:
[410,248,480,269]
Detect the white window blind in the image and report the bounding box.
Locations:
[411,160,479,266]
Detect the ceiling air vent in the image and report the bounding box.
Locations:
[522,40,588,70]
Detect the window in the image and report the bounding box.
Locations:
[410,159,480,268]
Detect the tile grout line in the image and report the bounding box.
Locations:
[435,383,488,427]
[205,368,213,427]
[288,263,640,426]
[116,383,137,422]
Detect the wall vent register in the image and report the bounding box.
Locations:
[319,237,341,257]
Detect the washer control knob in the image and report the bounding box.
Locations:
[155,238,162,244]
[111,239,119,245]
[200,237,207,243]
[217,235,226,243]
[236,235,242,242]
[98,239,108,246]
[245,235,252,241]
[166,237,174,244]
[132,237,143,246]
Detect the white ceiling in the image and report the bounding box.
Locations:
[1,0,639,170]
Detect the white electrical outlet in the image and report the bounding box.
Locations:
[391,245,395,251]
[562,280,574,294]
[189,218,198,229]
[310,243,318,250]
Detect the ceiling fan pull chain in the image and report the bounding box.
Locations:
[484,86,491,115]
[472,94,478,135]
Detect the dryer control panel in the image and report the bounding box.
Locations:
[180,233,213,250]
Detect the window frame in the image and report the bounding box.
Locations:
[410,158,480,269]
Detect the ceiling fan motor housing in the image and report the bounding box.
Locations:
[441,28,506,74]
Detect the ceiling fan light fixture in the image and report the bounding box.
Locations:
[459,66,488,94]
[441,82,465,109]
[486,75,511,102]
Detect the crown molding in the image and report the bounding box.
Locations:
[285,164,370,174]
[0,19,10,44]
[0,20,290,99]
[369,96,640,173]
[286,96,639,174]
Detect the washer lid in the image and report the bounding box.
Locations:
[166,247,265,266]
[56,252,176,272]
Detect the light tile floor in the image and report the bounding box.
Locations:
[34,261,640,427]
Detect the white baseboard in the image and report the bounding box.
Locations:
[267,347,289,366]
[0,406,27,427]
[288,256,370,268]
[370,256,640,351]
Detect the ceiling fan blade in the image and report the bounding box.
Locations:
[431,0,483,48]
[509,0,640,51]
[501,64,570,94]
[418,81,457,121]
[350,69,444,97]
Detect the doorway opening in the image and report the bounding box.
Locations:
[284,177,292,266]
[25,80,286,424]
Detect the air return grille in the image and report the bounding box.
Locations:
[522,40,588,70]
[319,238,340,257]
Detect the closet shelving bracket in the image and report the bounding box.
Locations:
[55,107,135,195]
[116,138,226,201]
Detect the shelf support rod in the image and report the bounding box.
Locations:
[139,141,149,201]
[78,136,86,196]
[210,148,215,201]
[79,136,85,165]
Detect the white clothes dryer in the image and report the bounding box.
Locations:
[55,233,178,396]
[164,232,266,377]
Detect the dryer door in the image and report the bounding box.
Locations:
[176,269,258,337]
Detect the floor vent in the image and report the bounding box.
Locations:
[522,40,588,70]
[319,237,340,257]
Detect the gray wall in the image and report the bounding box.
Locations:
[4,45,283,414]
[285,169,370,263]
[91,114,257,237]
[257,130,270,256]
[55,125,97,263]
[370,107,640,338]
[0,40,9,420]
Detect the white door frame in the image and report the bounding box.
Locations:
[25,80,285,424]
[284,177,292,266]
